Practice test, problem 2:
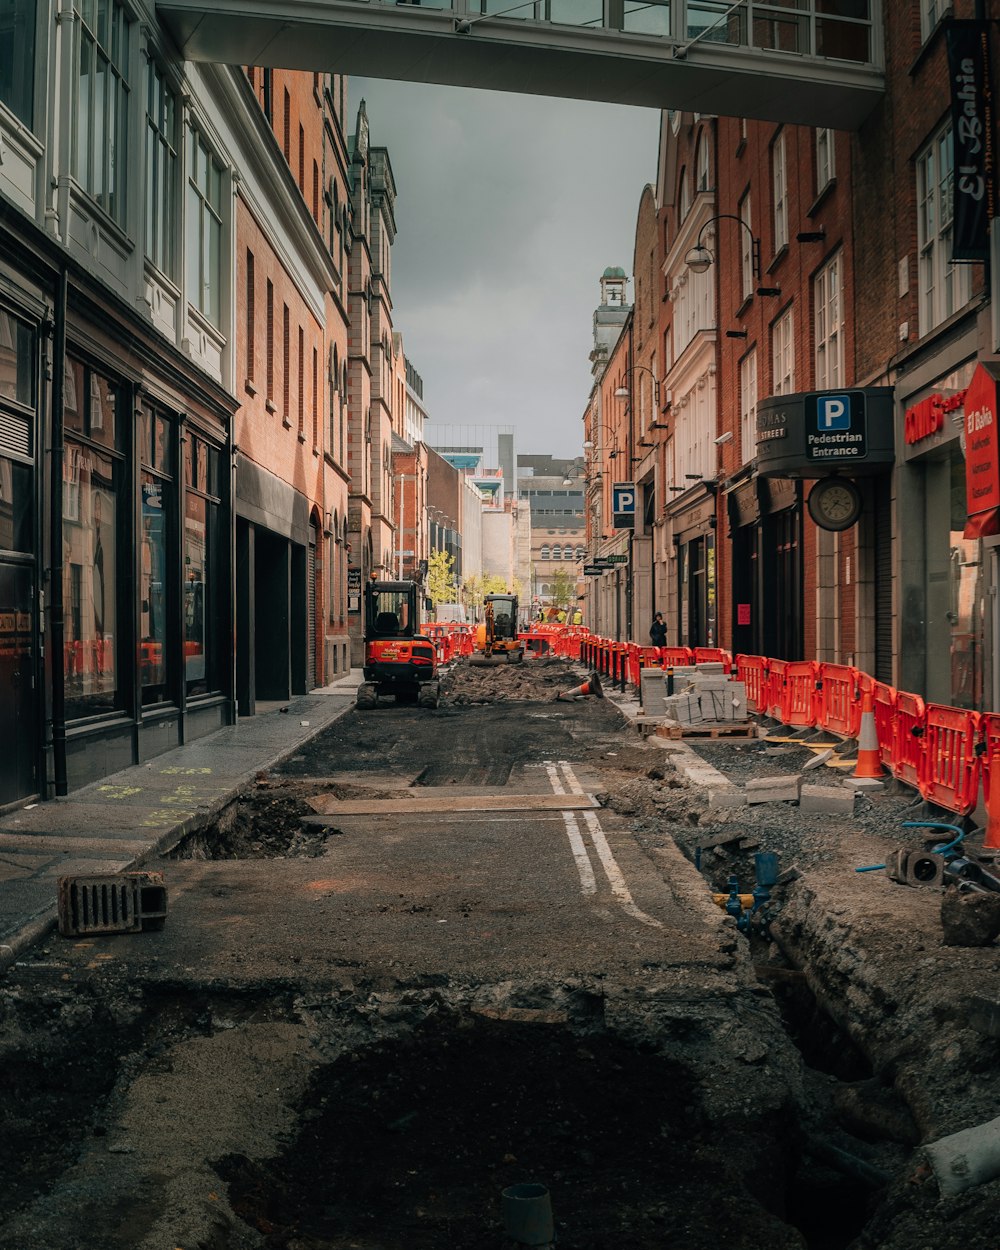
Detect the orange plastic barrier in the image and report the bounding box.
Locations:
[816,663,858,738]
[919,705,981,816]
[693,647,731,672]
[891,690,926,790]
[659,646,694,668]
[871,682,897,773]
[781,661,819,727]
[765,658,789,721]
[734,655,769,713]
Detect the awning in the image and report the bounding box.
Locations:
[964,506,1000,539]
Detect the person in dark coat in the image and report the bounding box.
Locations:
[649,612,667,647]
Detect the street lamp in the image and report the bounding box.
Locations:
[612,365,670,430]
[685,214,782,298]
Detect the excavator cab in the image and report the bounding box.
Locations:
[471,592,524,666]
[356,579,440,709]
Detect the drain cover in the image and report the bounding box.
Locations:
[57,872,168,937]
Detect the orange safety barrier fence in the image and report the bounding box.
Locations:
[734,655,769,713]
[919,704,982,817]
[891,691,926,790]
[659,646,695,669]
[693,647,731,671]
[781,660,819,727]
[765,658,789,721]
[871,682,897,773]
[816,663,858,738]
[980,714,1000,823]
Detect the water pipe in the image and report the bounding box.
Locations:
[856,821,967,873]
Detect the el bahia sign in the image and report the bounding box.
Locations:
[756,387,895,478]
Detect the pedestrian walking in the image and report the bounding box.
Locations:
[649,611,667,647]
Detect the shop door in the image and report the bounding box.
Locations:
[307,528,317,690]
[0,562,35,806]
[762,509,803,660]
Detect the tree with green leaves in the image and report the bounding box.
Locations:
[426,549,457,605]
[548,567,576,612]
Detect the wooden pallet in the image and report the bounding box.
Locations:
[655,721,758,740]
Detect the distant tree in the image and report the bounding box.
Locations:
[462,573,484,608]
[483,574,509,595]
[427,549,456,605]
[549,568,575,609]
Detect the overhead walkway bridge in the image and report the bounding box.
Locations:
[157,0,884,129]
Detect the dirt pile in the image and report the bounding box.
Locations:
[441,655,589,703]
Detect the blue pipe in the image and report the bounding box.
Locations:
[855,822,966,873]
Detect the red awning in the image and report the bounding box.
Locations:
[964,507,1000,539]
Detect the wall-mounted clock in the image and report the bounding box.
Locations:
[807,476,862,531]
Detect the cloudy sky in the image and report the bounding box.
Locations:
[349,78,660,460]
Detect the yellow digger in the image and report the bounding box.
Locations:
[470,592,524,666]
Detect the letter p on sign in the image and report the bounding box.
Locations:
[818,395,850,431]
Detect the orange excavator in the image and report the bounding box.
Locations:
[470,592,523,667]
[356,579,440,709]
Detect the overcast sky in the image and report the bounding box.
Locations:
[349,78,660,460]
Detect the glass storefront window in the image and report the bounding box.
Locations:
[184,433,221,697]
[924,445,985,710]
[63,357,121,450]
[63,440,119,716]
[140,469,171,704]
[0,309,36,407]
[0,457,32,553]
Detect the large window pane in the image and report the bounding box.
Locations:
[145,60,177,276]
[0,456,31,553]
[0,309,35,407]
[73,0,131,226]
[187,129,224,327]
[184,435,221,696]
[64,440,119,716]
[0,0,36,127]
[140,471,170,702]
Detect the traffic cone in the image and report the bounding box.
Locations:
[984,752,1000,850]
[557,671,604,701]
[852,689,884,779]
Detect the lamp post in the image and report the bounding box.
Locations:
[684,214,782,298]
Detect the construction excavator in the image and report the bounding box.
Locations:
[470,592,524,667]
[356,578,440,709]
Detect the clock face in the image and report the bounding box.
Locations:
[808,477,862,531]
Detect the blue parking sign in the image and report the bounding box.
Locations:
[613,482,636,530]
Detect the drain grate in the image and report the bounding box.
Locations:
[57,872,168,937]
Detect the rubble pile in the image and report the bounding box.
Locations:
[441,655,582,704]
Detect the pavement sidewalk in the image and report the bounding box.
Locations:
[0,672,362,970]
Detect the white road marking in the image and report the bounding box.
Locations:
[556,762,664,930]
[562,812,597,895]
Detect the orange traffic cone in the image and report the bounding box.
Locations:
[984,752,1000,850]
[557,671,604,701]
[852,689,884,779]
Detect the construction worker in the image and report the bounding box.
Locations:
[572,607,583,625]
[555,607,567,624]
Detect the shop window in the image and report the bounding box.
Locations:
[73,0,131,227]
[63,361,125,718]
[145,59,178,278]
[184,433,222,698]
[139,408,175,706]
[0,0,35,127]
[0,307,36,407]
[0,458,31,553]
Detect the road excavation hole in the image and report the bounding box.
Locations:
[766,967,874,1084]
[216,1014,812,1249]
